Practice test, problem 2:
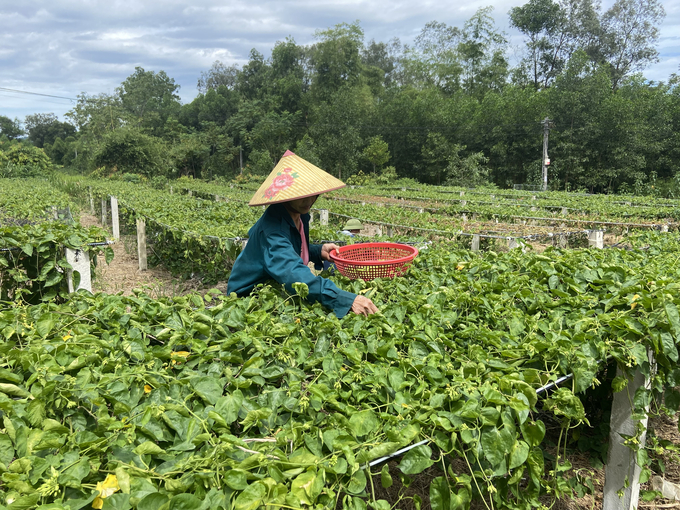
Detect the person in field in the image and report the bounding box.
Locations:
[227,150,378,317]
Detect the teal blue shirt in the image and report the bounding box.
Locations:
[227,203,356,318]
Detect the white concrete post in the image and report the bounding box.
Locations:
[376,224,383,236]
[561,207,568,215]
[309,212,314,224]
[101,198,107,226]
[51,206,58,220]
[603,357,652,510]
[661,224,669,232]
[387,226,394,237]
[89,187,95,214]
[531,206,537,212]
[136,218,147,271]
[558,234,568,248]
[320,210,329,226]
[170,186,173,194]
[110,196,119,240]
[65,248,92,293]
[508,238,525,251]
[418,208,424,214]
[532,195,536,200]
[241,239,248,249]
[188,190,193,196]
[462,214,468,223]
[471,235,480,251]
[588,230,604,249]
[461,200,467,206]
[460,191,465,197]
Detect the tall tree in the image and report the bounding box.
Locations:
[24,113,76,148]
[197,61,240,93]
[510,0,600,89]
[116,67,181,135]
[599,0,665,89]
[0,116,24,140]
[310,21,364,99]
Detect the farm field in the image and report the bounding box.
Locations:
[1,176,680,510]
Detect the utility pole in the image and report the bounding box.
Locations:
[542,117,551,192]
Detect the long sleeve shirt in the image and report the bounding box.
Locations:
[226,203,356,318]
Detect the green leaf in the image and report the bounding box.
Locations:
[0,433,14,466]
[508,440,530,470]
[348,409,378,437]
[233,481,267,510]
[190,376,223,405]
[429,477,451,510]
[215,390,244,424]
[101,494,131,510]
[137,493,169,510]
[224,469,249,490]
[168,493,202,510]
[380,464,393,488]
[105,246,114,265]
[133,441,165,455]
[398,445,433,475]
[36,313,57,337]
[520,420,546,447]
[8,494,40,510]
[58,457,90,487]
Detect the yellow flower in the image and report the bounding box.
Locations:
[631,302,638,310]
[172,351,190,358]
[63,334,73,342]
[144,385,153,394]
[92,474,119,509]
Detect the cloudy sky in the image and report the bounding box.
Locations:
[1,0,679,124]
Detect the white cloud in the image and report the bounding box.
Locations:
[1,0,679,121]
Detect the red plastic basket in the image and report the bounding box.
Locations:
[329,242,418,280]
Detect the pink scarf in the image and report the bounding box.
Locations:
[298,220,309,265]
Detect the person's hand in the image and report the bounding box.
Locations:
[321,243,340,261]
[351,295,378,316]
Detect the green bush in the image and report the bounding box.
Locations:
[0,144,53,178]
[93,127,169,177]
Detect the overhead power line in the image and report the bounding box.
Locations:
[0,87,76,101]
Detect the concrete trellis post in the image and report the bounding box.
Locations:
[459,191,465,197]
[471,234,480,251]
[170,186,173,194]
[309,212,314,224]
[241,239,248,249]
[136,218,147,271]
[462,214,468,223]
[531,206,537,212]
[418,208,424,214]
[320,209,329,226]
[558,234,568,248]
[188,190,193,196]
[101,198,107,226]
[461,200,467,206]
[376,224,383,236]
[386,226,394,237]
[51,206,58,220]
[89,187,95,214]
[508,238,525,252]
[661,225,669,232]
[588,230,604,249]
[65,248,92,293]
[561,207,568,215]
[110,196,120,240]
[603,354,653,510]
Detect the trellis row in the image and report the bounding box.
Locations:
[102,195,651,509]
[325,195,672,232]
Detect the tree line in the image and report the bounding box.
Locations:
[1,0,676,194]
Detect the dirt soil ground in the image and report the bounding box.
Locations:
[81,212,680,509]
[81,213,228,297]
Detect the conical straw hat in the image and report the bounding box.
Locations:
[249,150,345,206]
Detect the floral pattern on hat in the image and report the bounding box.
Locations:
[263,168,299,200]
